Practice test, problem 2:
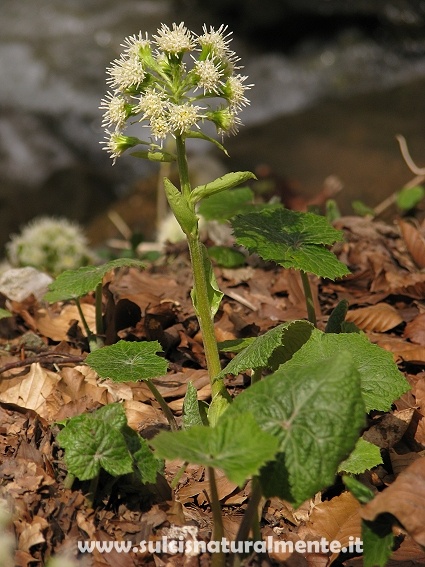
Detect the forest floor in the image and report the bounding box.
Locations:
[1,209,425,567]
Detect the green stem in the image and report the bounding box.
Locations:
[86,474,99,509]
[251,367,262,385]
[174,134,228,405]
[235,476,263,543]
[145,379,178,431]
[75,297,100,351]
[208,466,226,567]
[94,282,104,338]
[170,461,188,489]
[63,472,75,490]
[187,234,227,400]
[300,271,317,327]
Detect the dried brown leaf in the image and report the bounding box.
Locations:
[398,220,425,270]
[346,303,403,332]
[362,457,425,547]
[302,491,362,565]
[404,313,425,345]
[363,409,415,449]
[0,363,60,420]
[35,304,96,341]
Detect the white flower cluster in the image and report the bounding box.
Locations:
[6,217,96,276]
[100,23,251,162]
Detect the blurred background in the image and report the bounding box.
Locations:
[1,0,425,248]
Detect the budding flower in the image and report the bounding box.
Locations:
[100,22,252,161]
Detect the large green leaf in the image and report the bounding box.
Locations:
[57,405,133,480]
[282,328,410,412]
[57,403,162,483]
[225,352,365,506]
[86,340,168,382]
[232,207,350,279]
[151,412,279,486]
[44,258,145,302]
[217,320,313,379]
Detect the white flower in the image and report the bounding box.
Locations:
[121,31,150,58]
[153,22,194,55]
[100,92,129,129]
[106,56,145,91]
[168,102,202,134]
[198,24,233,59]
[192,57,223,94]
[149,115,171,140]
[136,88,167,119]
[224,74,251,109]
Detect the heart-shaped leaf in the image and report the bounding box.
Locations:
[225,351,365,506]
[86,340,168,382]
[232,207,350,279]
[282,328,410,412]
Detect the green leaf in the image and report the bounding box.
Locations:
[325,299,349,333]
[132,439,163,484]
[44,258,145,302]
[0,308,12,319]
[198,187,255,221]
[56,405,133,480]
[184,130,229,156]
[396,185,425,211]
[190,171,256,205]
[208,246,246,268]
[362,518,395,567]
[191,243,223,318]
[86,340,168,382]
[218,337,256,353]
[342,475,375,504]
[130,150,176,162]
[338,438,383,474]
[232,207,350,279]
[352,200,376,217]
[282,328,410,412]
[183,382,204,429]
[163,177,198,236]
[217,320,314,379]
[225,352,365,506]
[151,412,279,486]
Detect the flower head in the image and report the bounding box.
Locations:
[6,217,96,276]
[100,23,252,161]
[153,22,194,55]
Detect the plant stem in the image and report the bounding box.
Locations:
[208,466,226,567]
[94,282,104,338]
[86,474,99,509]
[170,461,188,489]
[186,234,228,401]
[235,477,263,543]
[300,271,317,326]
[174,134,228,404]
[145,379,178,431]
[251,368,262,385]
[63,472,75,490]
[75,298,101,351]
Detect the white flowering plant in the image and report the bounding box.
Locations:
[101,22,256,421]
[6,217,96,277]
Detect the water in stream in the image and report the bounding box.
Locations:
[1,0,425,245]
